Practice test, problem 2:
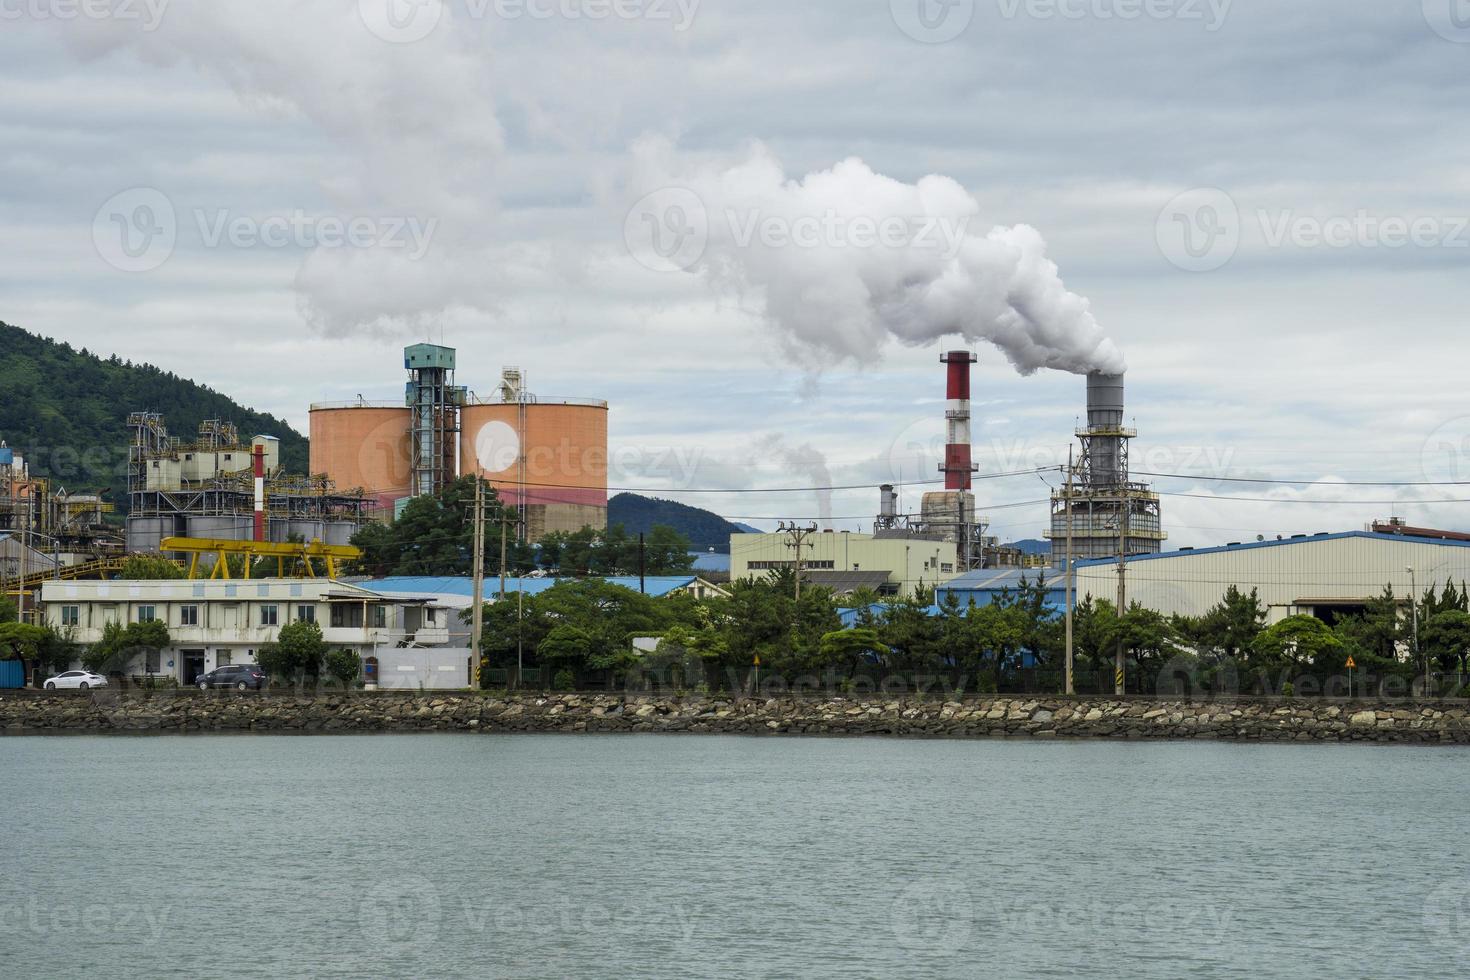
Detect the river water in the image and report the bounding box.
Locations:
[2,735,1467,978]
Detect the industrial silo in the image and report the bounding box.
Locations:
[308,403,413,515]
[459,396,609,541]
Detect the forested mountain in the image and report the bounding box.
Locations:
[608,493,751,553]
[0,322,308,508]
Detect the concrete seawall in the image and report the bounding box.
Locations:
[3,691,1469,742]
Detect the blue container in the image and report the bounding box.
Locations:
[0,660,25,689]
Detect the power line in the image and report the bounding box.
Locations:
[1138,470,1469,488]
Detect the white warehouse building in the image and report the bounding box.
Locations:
[1071,531,1470,624]
[731,530,960,598]
[39,578,473,689]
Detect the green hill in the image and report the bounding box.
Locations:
[0,322,309,509]
[608,493,749,553]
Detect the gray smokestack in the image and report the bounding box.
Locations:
[1086,372,1126,486]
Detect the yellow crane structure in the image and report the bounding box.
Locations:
[159,537,362,580]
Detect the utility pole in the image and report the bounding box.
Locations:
[471,478,485,689]
[498,506,509,601]
[1115,495,1128,697]
[778,521,818,600]
[1408,566,1424,694]
[1064,452,1075,697]
[638,532,646,595]
[17,482,31,624]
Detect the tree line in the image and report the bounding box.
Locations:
[478,572,1470,696]
[351,476,695,578]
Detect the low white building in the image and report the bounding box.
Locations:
[731,531,960,598]
[1072,531,1470,624]
[39,578,472,688]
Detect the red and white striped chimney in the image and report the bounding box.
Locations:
[941,351,978,490]
[253,444,266,542]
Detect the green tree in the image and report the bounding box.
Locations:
[324,647,362,689]
[1251,615,1344,675]
[539,523,694,576]
[257,620,327,687]
[116,555,185,580]
[877,596,945,674]
[818,628,891,680]
[1175,586,1267,664]
[34,626,79,673]
[349,477,533,577]
[81,619,170,677]
[0,622,47,661]
[1422,609,1470,673]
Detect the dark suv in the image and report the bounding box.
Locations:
[196,665,268,691]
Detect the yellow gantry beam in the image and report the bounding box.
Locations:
[159,537,362,580]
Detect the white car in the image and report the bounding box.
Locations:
[43,671,108,690]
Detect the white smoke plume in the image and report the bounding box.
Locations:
[755,435,834,528]
[629,139,1126,377]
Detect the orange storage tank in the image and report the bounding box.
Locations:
[459,398,609,540]
[308,403,413,513]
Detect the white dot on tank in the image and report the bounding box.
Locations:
[475,421,521,473]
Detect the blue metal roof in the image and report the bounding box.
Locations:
[359,575,700,599]
[1073,530,1470,568]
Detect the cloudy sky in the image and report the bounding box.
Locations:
[3,0,1469,547]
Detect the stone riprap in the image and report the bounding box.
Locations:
[1,692,1468,742]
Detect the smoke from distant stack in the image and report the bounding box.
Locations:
[631,138,1125,378]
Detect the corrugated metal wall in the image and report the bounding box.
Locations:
[1073,535,1470,621]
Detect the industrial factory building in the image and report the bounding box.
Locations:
[1047,372,1166,560]
[730,530,960,598]
[309,345,608,542]
[1068,530,1470,625]
[125,414,367,554]
[2,440,119,568]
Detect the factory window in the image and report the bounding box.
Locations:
[941,563,955,574]
[179,605,199,627]
[260,605,279,627]
[426,608,437,625]
[331,605,364,629]
[137,605,157,623]
[748,560,836,571]
[296,605,316,624]
[373,606,388,629]
[60,606,79,627]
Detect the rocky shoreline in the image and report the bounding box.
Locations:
[2,691,1468,742]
